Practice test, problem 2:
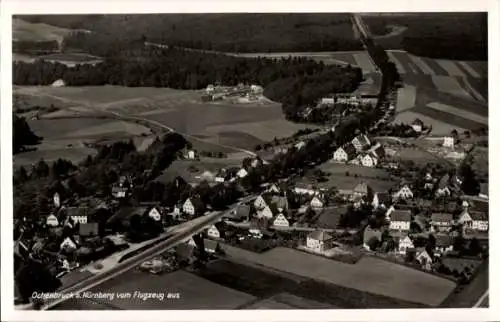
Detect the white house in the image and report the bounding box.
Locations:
[393,184,414,200]
[273,213,290,227]
[411,119,424,133]
[257,205,274,219]
[459,210,488,232]
[215,176,226,183]
[293,186,317,196]
[310,196,325,209]
[148,207,162,222]
[267,184,281,194]
[60,237,78,251]
[254,195,269,210]
[332,144,357,162]
[183,197,204,216]
[389,209,412,231]
[351,134,371,152]
[53,192,61,208]
[295,141,306,150]
[306,230,333,253]
[431,213,453,232]
[66,207,89,225]
[207,225,221,239]
[185,150,196,160]
[397,236,414,255]
[46,214,59,227]
[236,168,248,179]
[359,154,378,167]
[416,249,433,271]
[443,136,455,148]
[321,97,335,105]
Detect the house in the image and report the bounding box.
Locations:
[443,136,454,148]
[183,196,205,216]
[397,235,414,255]
[363,227,382,250]
[60,236,78,251]
[148,207,162,222]
[358,153,378,167]
[62,207,91,225]
[368,142,385,160]
[351,134,371,152]
[416,248,433,270]
[393,184,414,200]
[267,184,281,194]
[411,119,424,133]
[310,196,325,209]
[256,205,274,219]
[273,213,290,227]
[271,195,289,212]
[413,215,429,232]
[435,174,451,197]
[295,141,306,150]
[293,186,317,196]
[236,168,248,179]
[53,192,61,208]
[46,214,59,227]
[227,204,250,222]
[389,209,412,231]
[430,213,454,231]
[184,150,197,160]
[204,239,221,254]
[250,157,263,168]
[372,192,391,209]
[79,223,99,237]
[112,186,128,199]
[206,225,221,239]
[478,183,488,200]
[306,230,334,253]
[254,194,271,210]
[332,143,357,162]
[248,219,264,238]
[352,182,374,200]
[459,210,488,232]
[434,235,454,254]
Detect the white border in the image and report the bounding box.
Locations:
[1,0,498,321]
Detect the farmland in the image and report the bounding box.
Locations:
[12,18,77,43]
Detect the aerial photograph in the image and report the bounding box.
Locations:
[11,12,488,310]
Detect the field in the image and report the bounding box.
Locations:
[221,245,454,307]
[14,86,313,160]
[12,18,75,43]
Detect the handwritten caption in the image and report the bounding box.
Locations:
[32,291,180,302]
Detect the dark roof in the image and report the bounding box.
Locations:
[353,182,373,195]
[412,118,424,126]
[469,211,488,221]
[341,143,357,158]
[437,174,450,189]
[235,205,250,219]
[186,196,205,211]
[431,213,453,223]
[479,183,488,196]
[435,235,453,248]
[79,223,99,237]
[106,207,147,225]
[470,200,489,214]
[204,239,219,251]
[391,209,411,222]
[308,230,333,241]
[352,134,370,147]
[363,227,382,244]
[60,206,90,218]
[376,192,392,205]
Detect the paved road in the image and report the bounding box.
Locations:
[34,195,256,310]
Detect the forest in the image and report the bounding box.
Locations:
[13,114,43,154]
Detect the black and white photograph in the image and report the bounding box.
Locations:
[1,0,497,321]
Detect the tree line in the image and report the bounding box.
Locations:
[13,114,43,154]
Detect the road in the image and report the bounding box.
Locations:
[36,195,256,310]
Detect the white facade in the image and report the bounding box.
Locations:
[435,187,451,197]
[53,193,61,208]
[397,236,414,254]
[472,220,489,231]
[360,154,377,167]
[183,199,195,215]
[412,124,422,133]
[46,214,59,227]
[394,185,413,200]
[186,150,196,159]
[273,213,290,227]
[443,137,455,148]
[257,205,274,219]
[71,215,88,224]
[207,225,221,239]
[267,184,280,194]
[306,236,330,253]
[215,177,225,183]
[294,187,317,195]
[236,168,248,178]
[390,220,411,231]
[333,147,350,162]
[149,208,162,221]
[254,195,268,210]
[310,196,324,209]
[60,237,77,251]
[321,97,335,105]
[295,141,306,150]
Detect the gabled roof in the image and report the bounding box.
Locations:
[185,195,205,211]
[391,209,411,222]
[234,204,250,219]
[204,239,220,251]
[352,134,371,147]
[376,192,392,205]
[271,195,289,210]
[353,182,373,195]
[470,199,489,214]
[308,230,333,241]
[79,223,99,237]
[60,206,90,218]
[431,213,453,222]
[363,227,382,244]
[412,118,424,126]
[469,211,488,221]
[339,143,357,158]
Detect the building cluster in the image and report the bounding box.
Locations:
[201,83,264,102]
[332,134,385,168]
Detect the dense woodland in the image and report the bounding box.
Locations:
[13,114,43,154]
[13,46,363,120]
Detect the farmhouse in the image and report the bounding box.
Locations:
[206,225,221,239]
[271,195,289,212]
[443,137,455,148]
[267,184,281,194]
[431,213,453,232]
[434,235,454,255]
[416,248,433,271]
[106,207,148,232]
[389,209,412,231]
[183,196,205,216]
[273,213,290,227]
[435,174,452,197]
[63,207,91,225]
[351,134,371,152]
[459,210,488,232]
[393,184,414,200]
[332,143,357,162]
[230,204,251,222]
[46,214,59,227]
[112,186,129,199]
[254,195,270,210]
[60,236,78,251]
[397,236,414,255]
[306,230,334,253]
[294,186,317,196]
[358,154,378,167]
[310,196,325,209]
[352,182,374,200]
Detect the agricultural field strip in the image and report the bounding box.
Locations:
[431,76,473,100]
[353,52,377,73]
[460,79,486,102]
[395,85,417,112]
[408,55,436,75]
[457,61,482,78]
[426,102,488,125]
[436,59,469,78]
[386,51,406,74]
[393,110,467,135]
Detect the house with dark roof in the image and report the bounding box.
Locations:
[363,227,382,250]
[352,182,374,200]
[332,143,357,162]
[389,209,412,231]
[434,234,453,255]
[459,210,488,232]
[372,192,392,209]
[306,230,334,253]
[183,196,205,216]
[351,134,371,152]
[430,213,453,232]
[435,174,451,197]
[79,223,99,237]
[368,142,385,160]
[271,195,289,212]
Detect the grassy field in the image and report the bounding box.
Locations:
[12,18,74,42]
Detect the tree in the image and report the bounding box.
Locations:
[366,236,380,251]
[453,235,466,253]
[15,259,62,304]
[468,237,482,256]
